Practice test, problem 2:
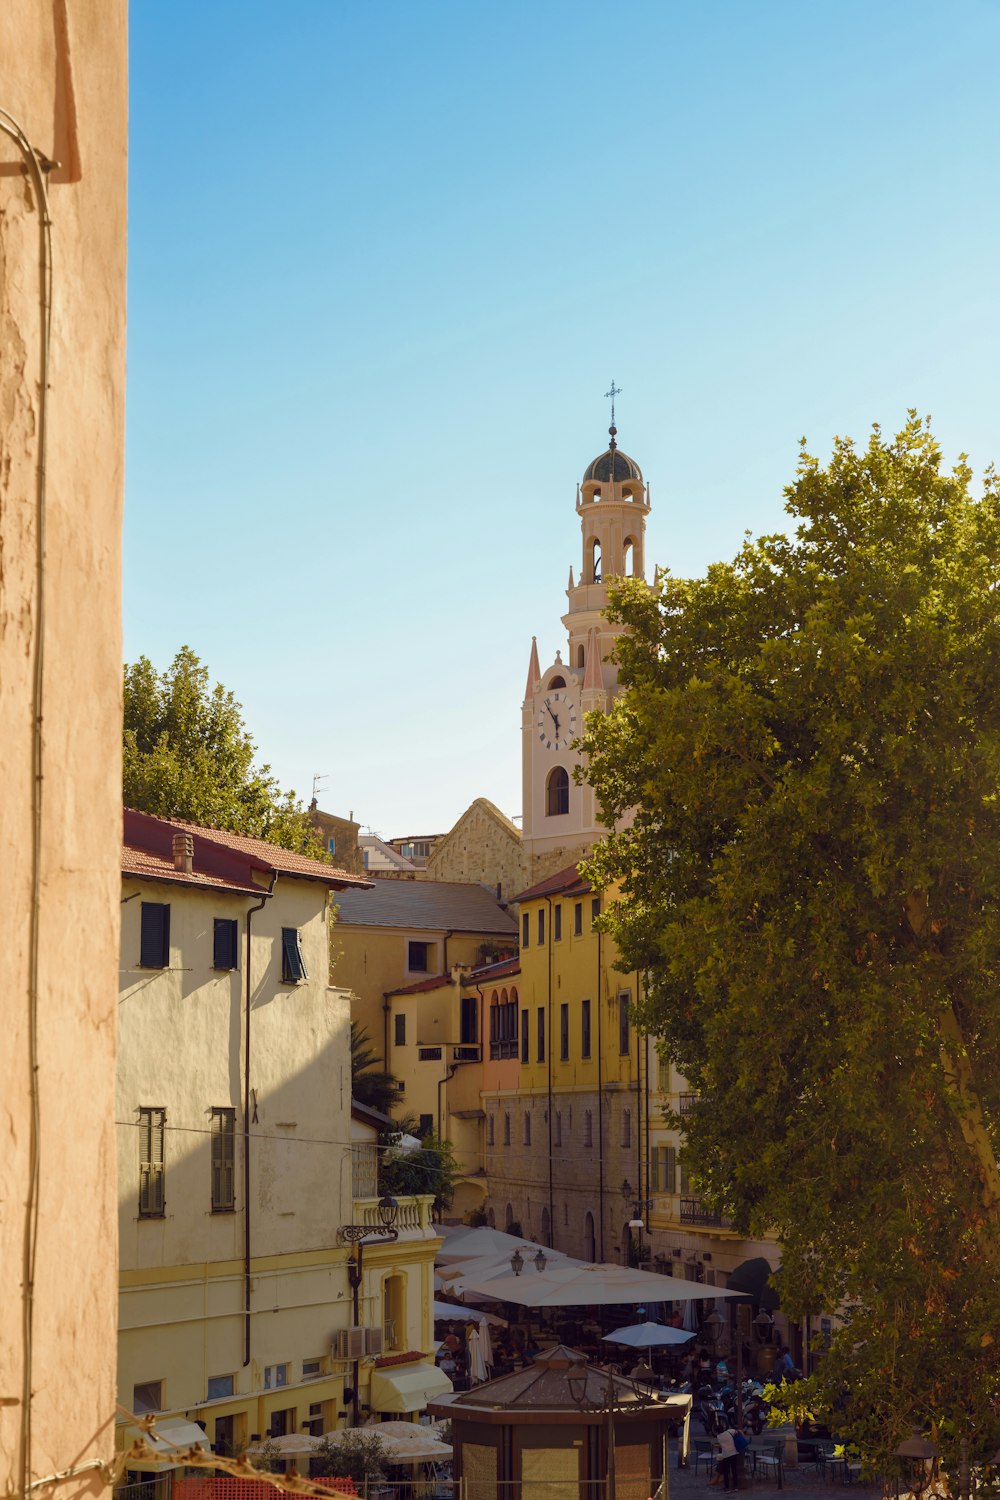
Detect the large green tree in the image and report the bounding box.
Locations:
[123,646,323,855]
[581,416,1000,1466]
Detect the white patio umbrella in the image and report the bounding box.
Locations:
[246,1433,320,1457]
[604,1321,696,1362]
[460,1259,750,1308]
[478,1316,494,1369]
[467,1326,488,1384]
[433,1298,507,1328]
[436,1226,553,1263]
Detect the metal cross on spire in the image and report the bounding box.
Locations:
[604,379,622,427]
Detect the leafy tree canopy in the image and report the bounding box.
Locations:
[123,646,323,855]
[311,1431,386,1482]
[379,1117,458,1218]
[581,416,1000,1466]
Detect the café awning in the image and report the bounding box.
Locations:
[370,1362,454,1413]
[123,1418,213,1471]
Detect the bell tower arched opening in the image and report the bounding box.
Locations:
[546,766,569,816]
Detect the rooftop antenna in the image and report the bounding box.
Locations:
[312,773,328,803]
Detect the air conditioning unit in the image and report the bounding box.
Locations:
[393,1080,406,1094]
[335,1327,366,1359]
[365,1327,384,1357]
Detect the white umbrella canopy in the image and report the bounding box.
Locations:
[439,1249,568,1296]
[460,1259,750,1308]
[311,1426,451,1464]
[605,1321,696,1350]
[246,1433,320,1456]
[436,1227,562,1263]
[433,1298,507,1327]
[467,1327,488,1384]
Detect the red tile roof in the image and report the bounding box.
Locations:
[123,808,373,893]
[388,973,455,997]
[468,955,520,981]
[512,863,593,904]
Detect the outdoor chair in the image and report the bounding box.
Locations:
[693,1438,716,1478]
[755,1442,784,1489]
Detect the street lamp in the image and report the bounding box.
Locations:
[533,1248,548,1273]
[754,1309,773,1342]
[510,1249,524,1277]
[894,1433,941,1500]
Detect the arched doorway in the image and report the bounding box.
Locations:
[584,1211,596,1264]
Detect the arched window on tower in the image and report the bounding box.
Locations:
[588,537,602,583]
[623,537,636,578]
[546,766,569,817]
[576,645,585,669]
[584,1210,596,1262]
[548,676,566,689]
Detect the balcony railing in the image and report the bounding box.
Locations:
[678,1092,698,1116]
[353,1193,436,1236]
[490,1040,518,1059]
[383,1317,396,1349]
[680,1196,730,1227]
[416,1043,481,1064]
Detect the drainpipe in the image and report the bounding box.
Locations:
[438,1060,458,1143]
[545,896,554,1247]
[596,908,605,1261]
[636,969,643,1226]
[244,874,276,1368]
[642,970,651,1233]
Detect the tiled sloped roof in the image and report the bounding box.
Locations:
[512,863,592,904]
[334,877,517,934]
[388,973,455,997]
[468,955,521,982]
[123,808,373,892]
[168,815,372,887]
[121,843,262,895]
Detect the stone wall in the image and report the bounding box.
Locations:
[425,797,528,902]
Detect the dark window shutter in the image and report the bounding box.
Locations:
[140,903,170,968]
[281,927,306,983]
[214,918,238,970]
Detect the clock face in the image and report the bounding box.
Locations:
[536,690,578,751]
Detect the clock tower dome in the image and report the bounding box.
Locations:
[521,414,651,876]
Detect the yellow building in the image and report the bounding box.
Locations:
[332,876,517,1070]
[117,811,445,1473]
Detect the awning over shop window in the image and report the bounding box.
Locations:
[122,1417,213,1471]
[370,1362,454,1413]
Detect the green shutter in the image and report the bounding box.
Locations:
[665,1146,677,1194]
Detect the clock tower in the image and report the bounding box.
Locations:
[521,415,650,875]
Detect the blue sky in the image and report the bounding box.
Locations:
[125,0,1000,835]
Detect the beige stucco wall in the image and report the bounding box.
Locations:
[0,5,127,1495]
[117,878,355,1432]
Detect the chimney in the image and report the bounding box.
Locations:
[172,832,194,873]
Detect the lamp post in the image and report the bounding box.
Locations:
[621,1179,650,1268]
[337,1196,399,1425]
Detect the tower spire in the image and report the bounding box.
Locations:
[604,378,622,450]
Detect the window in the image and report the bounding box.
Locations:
[264,1364,289,1389]
[537,908,545,945]
[138,1106,165,1217]
[213,917,238,970]
[546,766,569,816]
[460,994,478,1045]
[207,1374,235,1401]
[211,1107,236,1212]
[281,927,307,983]
[328,836,336,856]
[521,1010,529,1062]
[622,1108,632,1148]
[407,940,429,972]
[394,1012,406,1046]
[584,1109,593,1148]
[536,1007,545,1062]
[139,902,170,968]
[584,1211,596,1262]
[489,992,519,1059]
[619,993,631,1057]
[574,902,583,936]
[554,1111,562,1147]
[306,1401,325,1437]
[554,904,562,941]
[591,896,601,927]
[503,1112,511,1146]
[133,1380,162,1414]
[560,1003,569,1060]
[487,1114,495,1146]
[303,1359,323,1379]
[522,912,529,947]
[418,1113,433,1137]
[650,1145,677,1194]
[523,1112,532,1146]
[581,999,591,1059]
